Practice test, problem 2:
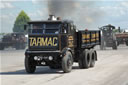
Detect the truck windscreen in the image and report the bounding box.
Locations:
[29,23,60,34]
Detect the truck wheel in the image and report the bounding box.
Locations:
[0,46,4,50]
[79,49,91,69]
[126,41,128,46]
[100,41,106,50]
[112,41,117,50]
[100,39,104,50]
[25,55,36,73]
[100,37,106,50]
[117,41,120,46]
[100,42,104,50]
[90,50,96,67]
[62,51,73,73]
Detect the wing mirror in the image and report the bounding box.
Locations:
[24,24,28,31]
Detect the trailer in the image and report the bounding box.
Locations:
[115,33,128,46]
[24,15,101,73]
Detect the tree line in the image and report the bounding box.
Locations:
[13,10,30,33]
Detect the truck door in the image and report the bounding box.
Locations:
[67,24,76,51]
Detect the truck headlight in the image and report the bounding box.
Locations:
[34,56,38,60]
[49,56,53,61]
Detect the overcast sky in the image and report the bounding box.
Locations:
[0,0,128,33]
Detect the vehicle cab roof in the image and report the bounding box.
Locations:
[103,24,115,28]
[28,20,73,24]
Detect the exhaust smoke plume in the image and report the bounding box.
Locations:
[46,0,105,29]
[47,0,77,17]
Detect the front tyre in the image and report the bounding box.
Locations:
[25,55,36,73]
[0,45,4,50]
[112,41,117,50]
[126,41,128,46]
[62,51,73,73]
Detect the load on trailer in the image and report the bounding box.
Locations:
[115,31,128,46]
[24,15,101,73]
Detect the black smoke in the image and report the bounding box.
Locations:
[47,0,77,17]
[46,0,105,29]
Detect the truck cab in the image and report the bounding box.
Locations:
[25,16,78,72]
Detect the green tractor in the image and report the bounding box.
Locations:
[99,24,117,50]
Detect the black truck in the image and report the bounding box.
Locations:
[0,33,26,50]
[24,15,101,73]
[99,24,117,50]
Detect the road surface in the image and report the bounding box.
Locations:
[0,45,128,85]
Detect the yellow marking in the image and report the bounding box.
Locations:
[47,37,52,46]
[36,37,41,46]
[96,33,99,37]
[82,40,90,43]
[40,37,48,46]
[29,37,34,46]
[68,36,73,40]
[68,36,74,47]
[32,38,37,46]
[96,38,99,40]
[92,34,96,38]
[29,37,58,46]
[53,37,58,46]
[82,34,90,39]
[68,41,73,47]
[91,39,96,42]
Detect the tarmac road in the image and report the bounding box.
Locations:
[0,45,128,85]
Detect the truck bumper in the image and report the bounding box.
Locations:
[25,50,61,56]
[25,50,60,54]
[25,50,62,66]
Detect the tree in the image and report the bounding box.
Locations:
[13,10,30,33]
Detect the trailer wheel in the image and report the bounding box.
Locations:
[79,49,91,69]
[100,37,106,50]
[25,55,36,73]
[112,41,117,50]
[100,41,106,50]
[100,42,104,50]
[62,51,73,73]
[126,41,128,46]
[90,50,96,67]
[117,41,120,46]
[0,45,4,50]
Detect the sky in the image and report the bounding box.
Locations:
[0,0,128,33]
